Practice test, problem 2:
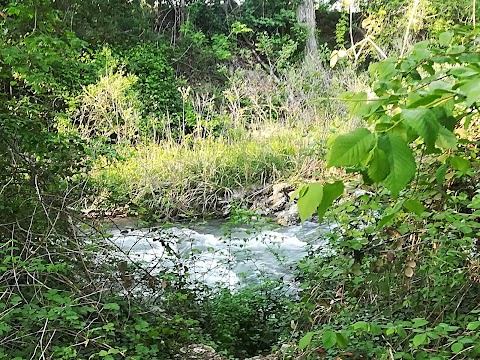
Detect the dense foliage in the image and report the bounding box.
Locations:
[1,0,479,359]
[296,26,480,359]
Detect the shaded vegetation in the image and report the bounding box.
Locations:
[1,0,479,359]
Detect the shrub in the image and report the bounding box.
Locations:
[294,26,480,359]
[200,282,293,358]
[76,70,141,142]
[120,43,187,140]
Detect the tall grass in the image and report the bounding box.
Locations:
[90,61,368,218]
[92,127,325,218]
[220,59,367,133]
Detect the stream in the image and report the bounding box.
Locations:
[107,218,333,291]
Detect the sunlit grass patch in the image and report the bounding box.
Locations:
[91,126,326,218]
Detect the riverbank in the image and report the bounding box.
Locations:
[87,124,354,224]
[86,64,364,222]
[89,126,320,218]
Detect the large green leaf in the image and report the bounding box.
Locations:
[450,156,470,173]
[407,93,444,108]
[411,40,431,61]
[327,128,376,167]
[439,31,454,47]
[458,79,480,107]
[368,148,389,183]
[379,134,416,196]
[322,330,337,349]
[451,342,464,354]
[401,108,439,150]
[449,66,480,78]
[297,182,323,222]
[335,332,349,349]
[317,181,344,221]
[412,333,428,348]
[435,127,457,150]
[403,199,424,216]
[369,58,397,81]
[298,331,314,350]
[467,321,480,330]
[436,164,448,184]
[433,106,456,131]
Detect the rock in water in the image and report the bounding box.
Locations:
[276,203,300,226]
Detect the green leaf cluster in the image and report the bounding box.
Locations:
[326,26,480,196]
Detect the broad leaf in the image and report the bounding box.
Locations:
[369,58,397,80]
[473,344,480,357]
[449,66,480,78]
[336,332,349,349]
[458,79,480,107]
[411,40,431,60]
[436,164,447,184]
[433,106,456,131]
[412,318,429,327]
[412,333,428,348]
[317,181,344,221]
[297,182,323,222]
[397,326,407,338]
[429,80,453,92]
[438,31,454,47]
[377,212,397,229]
[377,200,404,229]
[322,330,337,349]
[401,108,439,150]
[379,134,416,196]
[435,127,457,150]
[371,323,383,335]
[385,327,396,336]
[450,156,470,173]
[407,93,444,108]
[467,321,480,330]
[327,128,376,167]
[403,199,424,216]
[298,331,314,350]
[352,321,369,330]
[368,148,389,183]
[459,52,480,63]
[451,342,464,354]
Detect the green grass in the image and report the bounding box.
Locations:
[91,126,327,218]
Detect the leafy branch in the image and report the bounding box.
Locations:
[297,26,480,221]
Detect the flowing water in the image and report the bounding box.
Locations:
[107,218,333,291]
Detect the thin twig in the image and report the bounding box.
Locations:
[401,0,421,57]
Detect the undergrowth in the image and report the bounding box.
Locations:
[4,1,480,360]
[292,26,480,359]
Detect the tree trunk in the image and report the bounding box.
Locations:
[297,0,318,60]
[179,0,185,27]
